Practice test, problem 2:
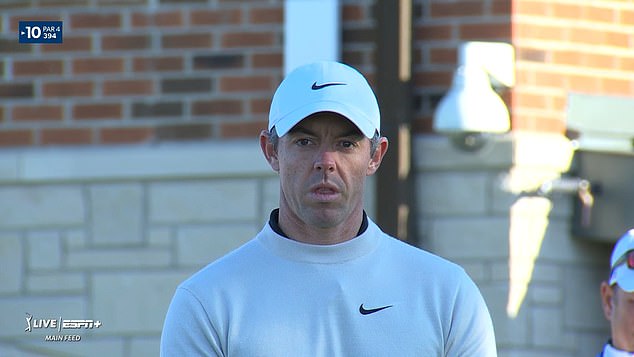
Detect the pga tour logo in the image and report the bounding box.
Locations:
[25,313,101,341]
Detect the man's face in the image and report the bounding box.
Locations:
[269,112,385,230]
[601,282,634,351]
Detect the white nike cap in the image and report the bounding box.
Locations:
[268,61,380,138]
[609,229,634,292]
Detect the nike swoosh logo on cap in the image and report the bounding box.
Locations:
[359,304,393,315]
[311,81,346,90]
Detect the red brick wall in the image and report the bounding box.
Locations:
[0,0,632,147]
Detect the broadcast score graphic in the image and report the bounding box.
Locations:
[18,21,63,44]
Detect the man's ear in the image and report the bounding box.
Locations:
[367,137,389,175]
[260,130,280,172]
[600,281,614,321]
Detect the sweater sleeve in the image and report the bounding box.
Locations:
[160,286,224,357]
[445,271,497,357]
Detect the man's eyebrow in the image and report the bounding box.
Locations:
[288,127,364,139]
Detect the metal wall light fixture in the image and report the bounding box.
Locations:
[433,42,515,151]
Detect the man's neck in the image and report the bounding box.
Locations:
[271,208,367,245]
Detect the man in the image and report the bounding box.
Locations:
[160,61,497,356]
[598,229,634,357]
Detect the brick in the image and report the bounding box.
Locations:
[490,0,511,15]
[0,130,33,146]
[12,105,63,121]
[514,91,548,109]
[343,4,364,21]
[249,7,283,24]
[132,102,182,118]
[189,9,241,25]
[342,28,374,43]
[9,15,60,31]
[569,27,605,45]
[584,5,615,23]
[177,225,256,267]
[459,22,511,40]
[515,23,565,41]
[161,33,212,49]
[252,52,282,68]
[568,74,601,92]
[621,9,634,25]
[552,50,582,66]
[99,126,153,144]
[149,180,258,223]
[35,0,90,6]
[219,75,273,92]
[103,79,153,96]
[27,231,62,270]
[41,128,93,145]
[73,103,122,120]
[102,34,151,51]
[584,53,616,69]
[619,57,634,71]
[155,123,213,141]
[95,0,146,5]
[515,0,550,16]
[90,184,144,246]
[429,48,457,65]
[250,98,269,114]
[43,81,93,97]
[0,38,31,53]
[132,10,183,27]
[414,24,453,42]
[220,120,267,139]
[41,36,91,53]
[0,83,33,98]
[13,60,63,76]
[92,272,190,333]
[0,233,21,294]
[192,99,242,115]
[602,77,631,95]
[133,56,183,72]
[161,78,212,94]
[552,3,582,19]
[70,13,120,29]
[430,1,484,17]
[73,58,124,74]
[517,48,547,62]
[413,70,452,88]
[0,186,84,228]
[222,32,275,48]
[604,30,629,48]
[193,54,244,70]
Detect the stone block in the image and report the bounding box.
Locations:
[92,272,191,334]
[428,217,510,260]
[129,336,160,356]
[478,283,529,346]
[64,230,87,249]
[0,296,87,338]
[532,307,573,349]
[27,272,85,294]
[0,186,84,228]
[0,234,22,294]
[27,231,61,271]
[529,285,562,305]
[149,179,258,224]
[14,338,125,357]
[148,228,171,248]
[66,248,170,270]
[418,172,488,215]
[261,177,280,223]
[414,134,513,171]
[538,221,610,264]
[90,183,144,246]
[177,224,257,267]
[563,264,610,330]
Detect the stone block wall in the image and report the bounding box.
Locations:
[0,141,279,356]
[415,133,612,356]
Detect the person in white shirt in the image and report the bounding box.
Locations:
[160,61,497,356]
[598,229,634,357]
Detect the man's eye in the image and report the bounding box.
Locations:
[296,138,311,146]
[341,140,356,148]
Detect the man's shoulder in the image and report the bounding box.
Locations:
[179,236,262,291]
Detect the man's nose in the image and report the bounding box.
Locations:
[314,150,336,172]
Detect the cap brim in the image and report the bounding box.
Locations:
[271,101,377,139]
[610,265,634,292]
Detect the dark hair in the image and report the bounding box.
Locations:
[267,127,381,156]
